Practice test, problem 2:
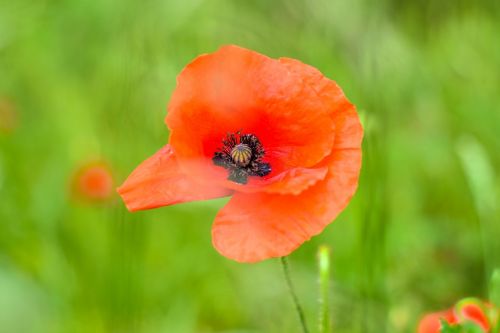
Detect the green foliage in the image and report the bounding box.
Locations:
[440,320,462,333]
[318,246,331,333]
[490,269,500,308]
[440,320,485,333]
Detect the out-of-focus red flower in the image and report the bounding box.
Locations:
[454,298,491,332]
[417,298,496,333]
[72,162,114,202]
[418,309,457,333]
[118,45,363,262]
[0,97,18,134]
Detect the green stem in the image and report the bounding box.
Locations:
[281,256,310,333]
[318,246,331,333]
[490,269,500,332]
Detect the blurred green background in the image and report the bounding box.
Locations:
[0,0,499,332]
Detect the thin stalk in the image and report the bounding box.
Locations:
[318,246,331,333]
[490,269,500,333]
[281,256,309,333]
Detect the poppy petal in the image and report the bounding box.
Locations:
[279,57,363,150]
[212,149,361,262]
[454,298,490,331]
[117,145,231,212]
[221,165,329,195]
[417,310,456,333]
[166,45,336,188]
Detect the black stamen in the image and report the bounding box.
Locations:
[212,132,271,184]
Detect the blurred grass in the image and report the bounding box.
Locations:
[0,0,499,332]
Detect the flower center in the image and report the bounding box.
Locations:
[230,144,252,167]
[212,132,271,184]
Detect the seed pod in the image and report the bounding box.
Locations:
[231,143,252,167]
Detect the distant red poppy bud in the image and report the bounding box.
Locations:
[73,162,114,202]
[118,45,363,262]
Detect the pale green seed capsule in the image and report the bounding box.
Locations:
[230,144,252,167]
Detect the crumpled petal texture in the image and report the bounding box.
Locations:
[118,145,231,211]
[212,150,361,262]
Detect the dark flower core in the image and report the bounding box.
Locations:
[212,132,271,184]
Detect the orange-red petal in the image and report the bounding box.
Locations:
[166,45,336,191]
[417,310,456,333]
[212,149,361,262]
[279,57,363,150]
[117,145,231,212]
[454,299,490,331]
[221,165,329,195]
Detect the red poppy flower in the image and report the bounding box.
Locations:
[417,298,494,333]
[73,161,114,202]
[118,45,363,262]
